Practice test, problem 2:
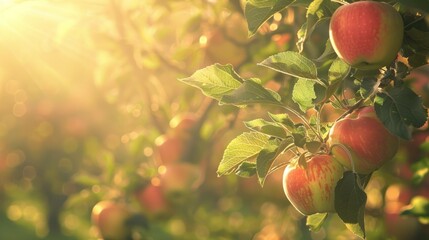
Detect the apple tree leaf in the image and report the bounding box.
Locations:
[306,213,328,232]
[245,1,312,36]
[220,80,283,106]
[244,118,288,139]
[335,171,367,239]
[268,112,296,131]
[256,138,294,186]
[297,0,328,52]
[401,196,429,224]
[259,51,319,80]
[217,132,270,176]
[411,157,429,184]
[325,58,350,99]
[374,86,427,140]
[399,1,429,14]
[179,64,242,101]
[292,79,318,112]
[235,162,257,178]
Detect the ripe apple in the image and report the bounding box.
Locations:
[154,134,185,165]
[91,201,131,240]
[135,184,169,217]
[169,113,197,135]
[329,1,404,70]
[327,106,400,174]
[159,162,202,195]
[282,154,344,215]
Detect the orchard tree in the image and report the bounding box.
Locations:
[180,0,429,238]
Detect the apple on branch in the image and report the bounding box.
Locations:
[282,154,344,215]
[327,106,400,174]
[329,1,404,70]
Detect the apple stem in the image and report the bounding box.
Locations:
[330,143,356,174]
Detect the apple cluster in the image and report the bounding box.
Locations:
[283,106,400,215]
[282,0,406,217]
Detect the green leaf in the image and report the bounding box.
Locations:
[256,138,293,186]
[235,162,257,178]
[73,174,101,186]
[399,0,429,14]
[315,40,336,62]
[247,0,278,8]
[244,118,288,139]
[401,196,429,224]
[217,132,270,176]
[292,78,317,112]
[259,51,318,80]
[328,58,350,84]
[292,124,307,148]
[345,217,366,240]
[268,112,296,130]
[297,1,328,52]
[179,64,242,101]
[374,86,427,140]
[335,172,367,238]
[306,213,328,232]
[411,157,429,184]
[220,80,283,106]
[245,1,297,36]
[358,77,378,99]
[325,58,350,99]
[305,141,323,153]
[307,0,326,17]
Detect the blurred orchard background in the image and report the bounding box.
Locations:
[0,0,428,239]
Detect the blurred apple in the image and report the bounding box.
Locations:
[154,134,185,165]
[169,113,197,135]
[159,162,202,195]
[91,201,131,240]
[135,184,170,217]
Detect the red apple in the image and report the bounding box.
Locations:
[327,106,400,174]
[135,184,169,216]
[329,1,404,70]
[282,154,344,215]
[154,134,185,165]
[159,162,202,195]
[91,201,131,240]
[169,113,197,135]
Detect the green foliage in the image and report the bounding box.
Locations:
[334,172,367,239]
[375,86,427,139]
